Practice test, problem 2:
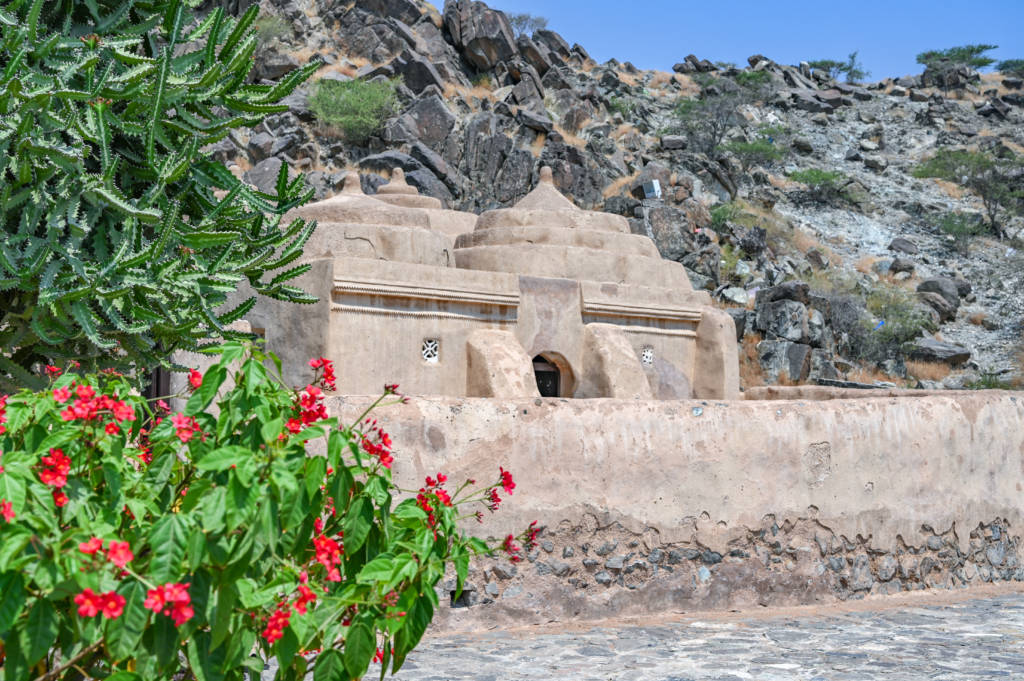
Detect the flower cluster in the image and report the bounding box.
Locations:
[170,412,201,443]
[188,369,203,390]
[1,499,13,523]
[501,535,522,563]
[287,384,329,434]
[0,394,7,434]
[312,529,344,582]
[58,383,136,426]
[74,588,125,619]
[416,473,452,530]
[39,447,71,507]
[144,582,194,626]
[487,467,516,512]
[79,536,134,567]
[294,584,317,614]
[360,418,394,469]
[263,603,292,644]
[308,357,336,391]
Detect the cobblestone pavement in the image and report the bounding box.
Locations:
[390,594,1024,681]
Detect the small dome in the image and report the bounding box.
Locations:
[291,172,431,228]
[373,168,444,210]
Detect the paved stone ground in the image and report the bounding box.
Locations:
[389,594,1024,680]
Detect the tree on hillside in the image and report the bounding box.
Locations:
[917,44,999,70]
[0,0,318,390]
[808,59,845,80]
[997,59,1024,77]
[807,52,869,83]
[842,51,870,84]
[913,150,1023,240]
[508,12,548,37]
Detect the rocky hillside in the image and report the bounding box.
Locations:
[214,0,1024,390]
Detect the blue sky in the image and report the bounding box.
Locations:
[492,0,1024,80]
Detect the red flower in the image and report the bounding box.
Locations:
[105,422,120,435]
[501,534,522,563]
[0,499,13,523]
[100,592,126,619]
[286,418,303,434]
[79,537,103,554]
[74,588,102,617]
[262,604,291,644]
[110,400,135,422]
[52,490,68,507]
[188,369,203,389]
[313,533,344,582]
[75,384,96,400]
[53,387,71,403]
[294,584,317,614]
[309,357,337,391]
[499,467,515,495]
[39,448,71,489]
[488,488,502,511]
[170,412,201,443]
[145,582,194,626]
[106,540,134,567]
[45,365,62,376]
[373,648,384,664]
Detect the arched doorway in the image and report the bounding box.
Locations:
[532,353,574,397]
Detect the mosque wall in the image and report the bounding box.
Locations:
[328,390,1024,629]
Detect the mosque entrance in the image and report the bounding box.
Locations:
[533,356,560,397]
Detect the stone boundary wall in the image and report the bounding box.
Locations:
[327,392,1024,630]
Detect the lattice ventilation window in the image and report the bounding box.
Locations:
[422,339,440,364]
[640,346,654,366]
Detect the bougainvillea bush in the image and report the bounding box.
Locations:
[0,344,526,680]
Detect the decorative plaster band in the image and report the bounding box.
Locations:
[330,303,517,324]
[581,300,703,324]
[333,278,520,307]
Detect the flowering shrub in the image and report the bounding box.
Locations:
[0,344,529,680]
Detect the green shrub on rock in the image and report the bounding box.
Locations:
[0,0,320,391]
[309,78,401,144]
[787,169,850,204]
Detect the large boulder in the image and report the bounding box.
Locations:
[443,0,517,72]
[907,338,970,365]
[917,277,961,310]
[394,95,455,150]
[755,299,810,343]
[390,49,445,94]
[757,340,812,383]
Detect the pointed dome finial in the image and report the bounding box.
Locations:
[342,172,363,194]
[539,166,554,184]
[392,167,406,183]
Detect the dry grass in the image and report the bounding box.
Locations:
[648,70,674,88]
[612,123,636,139]
[739,334,765,389]
[854,255,882,274]
[846,364,895,384]
[968,311,988,326]
[602,172,640,199]
[906,360,952,382]
[529,132,547,158]
[930,178,966,199]
[553,124,586,149]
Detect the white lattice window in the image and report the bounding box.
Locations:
[422,339,440,363]
[641,346,654,366]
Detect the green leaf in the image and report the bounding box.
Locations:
[343,615,376,679]
[196,445,250,472]
[23,598,58,666]
[0,571,26,636]
[185,363,227,415]
[342,497,373,553]
[313,649,346,681]
[356,553,396,585]
[148,514,189,583]
[108,581,147,661]
[0,474,26,515]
